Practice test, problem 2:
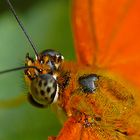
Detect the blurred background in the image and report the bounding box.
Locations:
[0,0,75,139]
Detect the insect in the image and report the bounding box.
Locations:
[1,0,140,140]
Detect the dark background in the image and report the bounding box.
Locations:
[0,0,75,139]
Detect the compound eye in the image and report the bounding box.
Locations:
[40,49,64,70]
[30,74,59,107]
[40,49,62,58]
[28,94,46,108]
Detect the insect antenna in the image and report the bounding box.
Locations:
[0,66,39,75]
[6,0,39,58]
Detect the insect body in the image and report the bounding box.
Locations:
[24,49,140,139]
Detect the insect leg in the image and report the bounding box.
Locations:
[0,94,26,108]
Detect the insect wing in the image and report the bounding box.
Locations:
[72,0,140,88]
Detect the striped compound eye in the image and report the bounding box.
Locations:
[39,49,64,71]
[29,74,59,108]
